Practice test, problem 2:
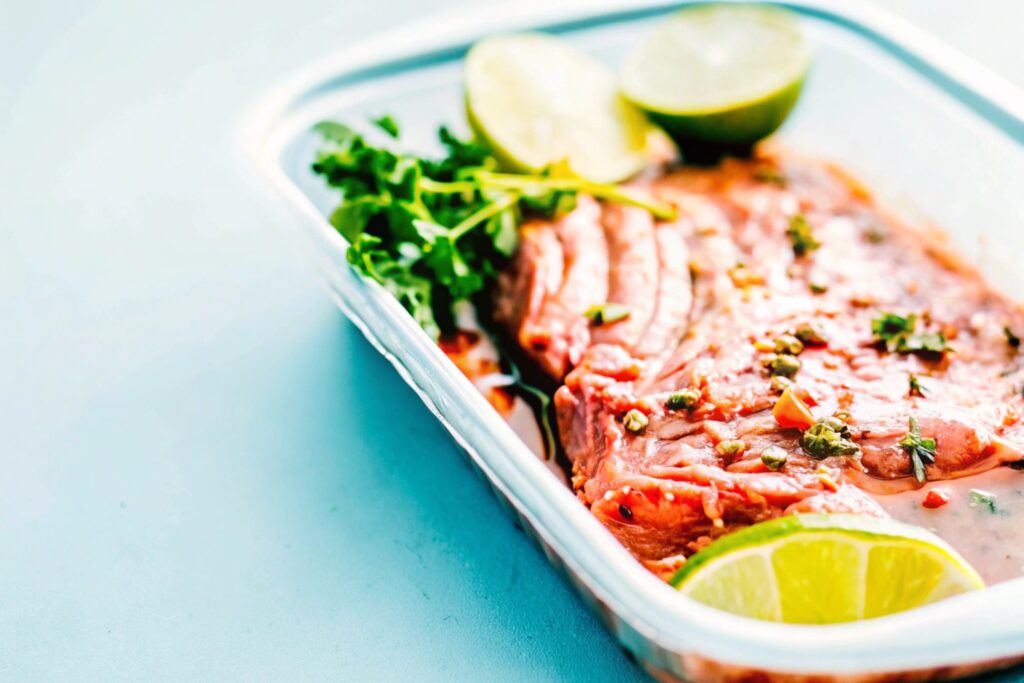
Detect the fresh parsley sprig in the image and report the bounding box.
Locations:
[312,118,674,339]
[899,416,936,483]
[871,312,949,356]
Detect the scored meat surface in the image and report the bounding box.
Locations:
[495,151,1024,577]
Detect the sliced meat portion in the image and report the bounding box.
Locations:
[631,218,692,370]
[591,203,658,350]
[498,152,1024,573]
[495,196,608,378]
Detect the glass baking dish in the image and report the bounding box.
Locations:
[244,1,1024,679]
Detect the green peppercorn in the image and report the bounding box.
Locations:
[794,323,828,346]
[760,447,788,471]
[667,388,702,411]
[622,409,649,433]
[774,334,805,355]
[716,440,746,457]
[768,353,801,378]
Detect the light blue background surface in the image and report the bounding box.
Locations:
[2,1,1022,680]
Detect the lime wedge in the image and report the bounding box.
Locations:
[620,5,811,148]
[465,33,652,183]
[671,514,983,624]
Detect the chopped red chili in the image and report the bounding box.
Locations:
[922,489,950,509]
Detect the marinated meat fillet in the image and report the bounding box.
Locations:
[496,195,608,378]
[495,152,1024,576]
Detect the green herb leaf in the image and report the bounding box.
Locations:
[899,416,936,483]
[313,117,673,339]
[372,114,400,138]
[908,373,926,397]
[871,312,915,349]
[871,312,949,356]
[969,488,997,513]
[506,356,558,461]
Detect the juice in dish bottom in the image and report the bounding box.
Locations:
[875,467,1024,584]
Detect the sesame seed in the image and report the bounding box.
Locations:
[664,492,675,502]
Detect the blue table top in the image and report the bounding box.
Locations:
[2,1,1021,680]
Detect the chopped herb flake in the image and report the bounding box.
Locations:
[908,373,925,397]
[969,488,997,513]
[371,114,400,138]
[899,416,936,483]
[584,303,631,326]
[809,282,829,294]
[871,312,949,356]
[786,214,821,256]
[1005,326,1021,348]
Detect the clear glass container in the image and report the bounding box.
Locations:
[245,1,1024,679]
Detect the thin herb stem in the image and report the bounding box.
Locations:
[418,177,478,194]
[475,172,676,221]
[449,191,520,241]
[422,171,676,221]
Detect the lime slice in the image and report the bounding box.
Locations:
[671,514,983,624]
[621,5,812,148]
[465,33,652,183]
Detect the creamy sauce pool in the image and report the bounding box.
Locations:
[874,468,1024,584]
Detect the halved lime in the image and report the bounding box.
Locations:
[671,514,983,624]
[621,5,812,148]
[465,33,652,183]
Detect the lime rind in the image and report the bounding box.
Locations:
[465,32,652,183]
[671,514,983,624]
[621,5,812,147]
